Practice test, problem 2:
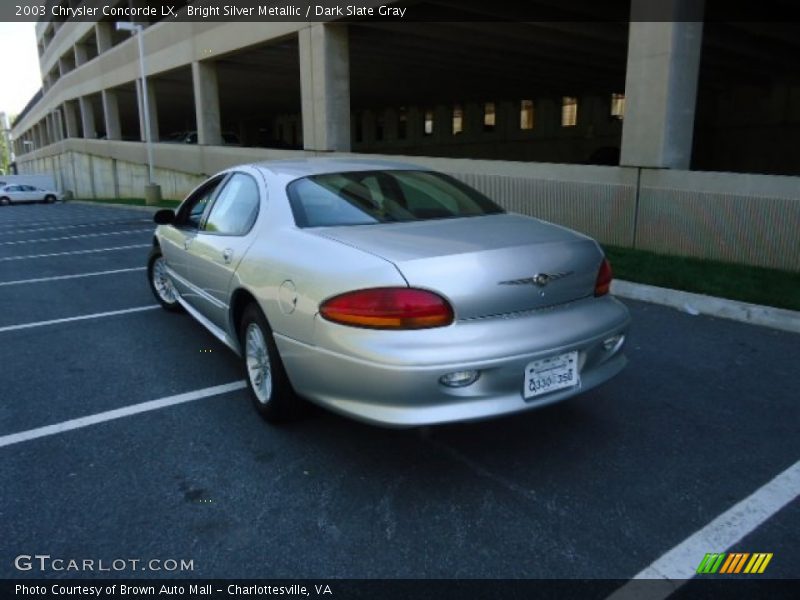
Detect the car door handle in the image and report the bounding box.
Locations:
[222,248,233,264]
[184,238,192,250]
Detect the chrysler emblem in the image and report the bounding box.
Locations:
[499,271,573,287]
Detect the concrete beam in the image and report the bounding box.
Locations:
[102,89,122,141]
[299,24,351,152]
[620,0,704,169]
[192,60,222,146]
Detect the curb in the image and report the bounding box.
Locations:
[612,280,800,335]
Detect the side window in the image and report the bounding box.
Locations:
[175,176,225,230]
[202,173,260,236]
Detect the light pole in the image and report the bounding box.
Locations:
[116,21,161,205]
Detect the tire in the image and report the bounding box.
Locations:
[147,247,182,312]
[44,194,56,204]
[0,197,9,206]
[240,303,302,423]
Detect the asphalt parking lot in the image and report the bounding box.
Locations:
[1,202,797,588]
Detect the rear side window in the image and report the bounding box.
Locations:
[287,170,503,228]
[203,173,260,235]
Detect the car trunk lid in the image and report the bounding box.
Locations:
[312,214,603,320]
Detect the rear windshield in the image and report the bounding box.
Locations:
[286,170,504,228]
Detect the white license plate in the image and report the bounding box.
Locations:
[523,351,579,399]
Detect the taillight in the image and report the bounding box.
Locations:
[594,258,613,297]
[320,287,454,329]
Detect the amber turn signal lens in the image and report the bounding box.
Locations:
[594,258,613,297]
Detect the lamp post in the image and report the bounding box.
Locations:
[116,21,161,205]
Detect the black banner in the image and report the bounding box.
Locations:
[4,579,800,600]
[3,0,800,23]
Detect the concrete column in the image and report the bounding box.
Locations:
[299,23,351,152]
[64,101,79,138]
[620,0,704,169]
[54,112,63,141]
[136,78,159,142]
[79,96,96,138]
[95,22,112,53]
[44,115,54,145]
[192,60,222,145]
[102,89,122,140]
[74,43,88,67]
[50,111,59,141]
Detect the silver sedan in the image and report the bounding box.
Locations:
[0,184,62,205]
[148,159,630,427]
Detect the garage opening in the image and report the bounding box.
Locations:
[214,35,302,149]
[347,16,629,164]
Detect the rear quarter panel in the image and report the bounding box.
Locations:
[231,227,407,345]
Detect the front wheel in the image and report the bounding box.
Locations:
[0,197,9,206]
[147,248,182,312]
[44,194,56,204]
[240,303,302,423]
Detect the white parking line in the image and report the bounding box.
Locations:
[0,218,150,235]
[0,267,146,287]
[0,305,159,333]
[0,381,247,449]
[0,243,150,262]
[606,459,800,600]
[0,229,151,245]
[0,216,131,229]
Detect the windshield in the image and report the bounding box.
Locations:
[287,170,504,228]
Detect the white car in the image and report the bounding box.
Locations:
[0,184,62,205]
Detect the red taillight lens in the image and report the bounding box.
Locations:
[320,288,454,329]
[594,258,613,297]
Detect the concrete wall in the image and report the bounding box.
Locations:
[14,139,799,272]
[0,174,56,189]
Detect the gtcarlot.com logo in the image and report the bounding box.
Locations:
[14,554,194,573]
[696,552,773,575]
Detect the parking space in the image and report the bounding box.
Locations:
[0,202,797,586]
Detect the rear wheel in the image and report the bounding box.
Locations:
[0,197,9,206]
[44,194,56,204]
[147,248,182,312]
[240,303,301,423]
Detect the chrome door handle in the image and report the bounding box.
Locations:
[184,239,192,250]
[222,248,233,264]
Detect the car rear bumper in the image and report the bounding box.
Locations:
[275,295,631,427]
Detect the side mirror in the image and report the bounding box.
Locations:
[154,209,175,225]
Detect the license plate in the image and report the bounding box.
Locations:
[523,351,579,399]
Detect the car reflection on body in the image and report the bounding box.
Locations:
[147,159,630,427]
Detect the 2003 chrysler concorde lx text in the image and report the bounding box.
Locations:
[147,159,630,427]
